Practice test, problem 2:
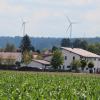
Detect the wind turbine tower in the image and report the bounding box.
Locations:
[22,20,27,36]
[66,16,77,47]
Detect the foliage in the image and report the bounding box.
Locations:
[20,34,33,52]
[71,60,81,71]
[80,40,88,50]
[0,71,100,99]
[88,61,94,69]
[80,60,87,71]
[0,55,3,65]
[51,50,64,69]
[0,48,4,52]
[87,43,100,55]
[15,61,21,67]
[36,54,43,60]
[4,43,16,52]
[30,46,35,52]
[73,39,88,50]
[36,50,41,54]
[52,46,58,52]
[61,38,70,47]
[22,50,32,65]
[73,39,81,48]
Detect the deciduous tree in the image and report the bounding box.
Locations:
[61,38,70,47]
[88,61,94,73]
[51,50,64,69]
[80,60,87,71]
[71,60,81,71]
[22,50,32,65]
[5,43,16,52]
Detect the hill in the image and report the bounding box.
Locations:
[0,36,100,50]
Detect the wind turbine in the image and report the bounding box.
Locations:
[66,16,77,47]
[22,19,27,36]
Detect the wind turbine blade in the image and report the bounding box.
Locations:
[67,16,71,24]
[72,22,78,24]
[66,24,71,33]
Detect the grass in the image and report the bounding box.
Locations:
[0,71,100,100]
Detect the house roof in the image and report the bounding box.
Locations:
[0,52,21,59]
[32,59,50,65]
[42,54,52,58]
[61,47,100,58]
[32,52,38,55]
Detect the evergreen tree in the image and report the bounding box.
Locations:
[20,34,33,53]
[36,50,41,54]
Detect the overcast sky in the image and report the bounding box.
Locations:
[0,0,99,37]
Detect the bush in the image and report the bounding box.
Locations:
[71,60,81,71]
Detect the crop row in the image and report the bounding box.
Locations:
[0,71,100,100]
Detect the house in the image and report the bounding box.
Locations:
[61,47,100,73]
[0,52,22,63]
[32,52,38,59]
[27,59,51,70]
[43,54,52,62]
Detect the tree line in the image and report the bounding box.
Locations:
[60,38,100,55]
[1,37,100,56]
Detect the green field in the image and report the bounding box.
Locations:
[0,71,100,100]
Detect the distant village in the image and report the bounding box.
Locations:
[0,34,100,74]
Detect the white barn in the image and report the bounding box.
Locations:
[61,47,100,72]
[44,55,52,62]
[27,59,51,70]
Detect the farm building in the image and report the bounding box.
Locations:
[43,54,52,62]
[0,52,22,63]
[32,52,39,59]
[27,59,51,70]
[61,47,100,73]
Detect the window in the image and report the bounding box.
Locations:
[63,65,65,69]
[73,56,75,60]
[94,58,96,60]
[83,57,86,60]
[86,68,88,70]
[98,59,100,61]
[80,56,82,59]
[65,56,67,60]
[67,66,70,68]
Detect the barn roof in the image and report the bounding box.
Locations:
[32,59,50,65]
[61,47,100,58]
[0,52,21,59]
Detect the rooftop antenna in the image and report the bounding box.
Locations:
[66,16,77,48]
